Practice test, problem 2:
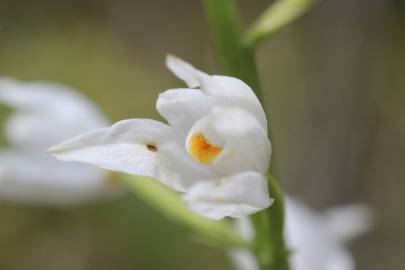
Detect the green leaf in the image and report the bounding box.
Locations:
[244,0,319,47]
[122,174,249,249]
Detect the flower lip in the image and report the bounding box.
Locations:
[187,132,223,165]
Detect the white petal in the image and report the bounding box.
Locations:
[325,249,354,270]
[49,119,213,192]
[156,88,215,131]
[0,77,109,149]
[234,216,255,240]
[165,54,208,88]
[230,198,359,270]
[165,55,267,131]
[229,250,259,270]
[323,205,373,243]
[285,197,356,270]
[0,150,117,204]
[199,75,268,132]
[229,217,259,270]
[186,107,271,175]
[183,171,272,220]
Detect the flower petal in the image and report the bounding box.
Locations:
[229,250,259,270]
[325,249,354,270]
[165,54,208,88]
[186,107,271,175]
[182,171,272,220]
[165,56,267,131]
[156,88,215,131]
[49,119,213,192]
[199,75,268,132]
[230,198,360,270]
[323,205,373,243]
[0,77,109,149]
[0,150,116,204]
[285,198,356,270]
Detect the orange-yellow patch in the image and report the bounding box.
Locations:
[188,133,222,164]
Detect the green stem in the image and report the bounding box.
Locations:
[203,1,289,269]
[250,176,289,270]
[202,0,261,98]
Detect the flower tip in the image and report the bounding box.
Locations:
[165,53,176,62]
[165,54,183,69]
[165,54,205,89]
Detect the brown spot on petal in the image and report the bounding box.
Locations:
[146,144,158,152]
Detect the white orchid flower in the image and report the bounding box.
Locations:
[49,55,272,219]
[0,78,118,204]
[229,197,372,270]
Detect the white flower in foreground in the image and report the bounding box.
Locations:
[49,55,272,219]
[0,78,117,204]
[230,197,372,270]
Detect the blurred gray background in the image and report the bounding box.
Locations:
[0,0,403,269]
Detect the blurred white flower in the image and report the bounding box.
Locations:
[49,55,272,219]
[0,78,118,204]
[230,197,372,270]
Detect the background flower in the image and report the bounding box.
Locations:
[0,78,118,204]
[230,197,372,270]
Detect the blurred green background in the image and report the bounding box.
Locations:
[0,0,404,269]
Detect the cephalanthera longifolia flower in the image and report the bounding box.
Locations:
[50,55,272,219]
[230,197,372,270]
[0,78,119,204]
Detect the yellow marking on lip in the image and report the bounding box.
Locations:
[188,132,222,164]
